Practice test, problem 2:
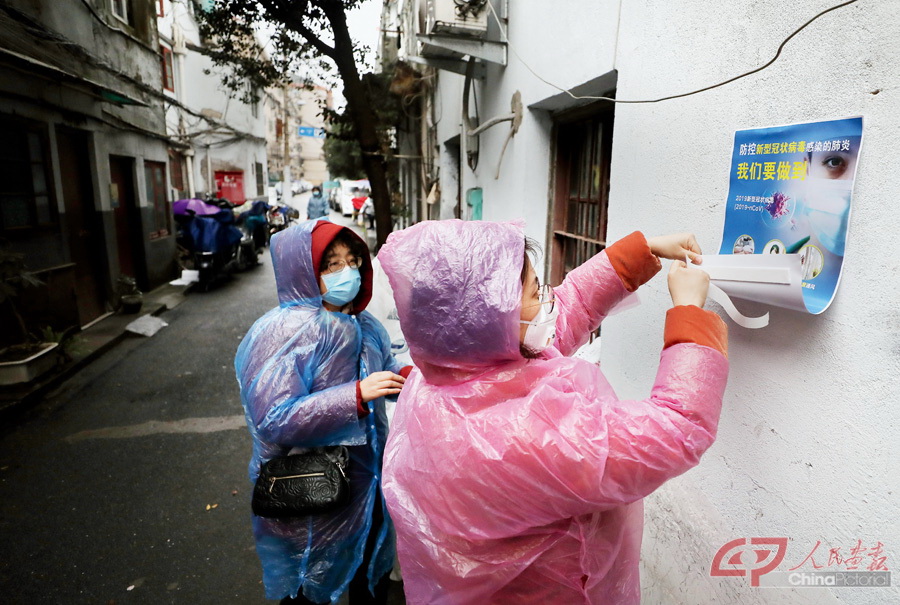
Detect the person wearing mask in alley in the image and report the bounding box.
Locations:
[379,220,729,604]
[235,220,411,605]
[306,185,329,221]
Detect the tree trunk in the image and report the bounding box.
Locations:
[327,7,394,251]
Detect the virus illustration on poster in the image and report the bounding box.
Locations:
[765,191,791,220]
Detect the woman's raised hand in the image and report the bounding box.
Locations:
[359,371,406,403]
[647,233,703,265]
[667,260,710,308]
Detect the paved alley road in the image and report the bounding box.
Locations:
[0,258,279,603]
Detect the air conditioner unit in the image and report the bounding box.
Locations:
[426,0,488,38]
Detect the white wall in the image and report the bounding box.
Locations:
[603,1,899,604]
[420,0,899,603]
[431,0,620,245]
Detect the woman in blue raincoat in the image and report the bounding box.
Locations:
[235,220,410,604]
[307,186,329,220]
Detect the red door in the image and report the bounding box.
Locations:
[214,170,245,204]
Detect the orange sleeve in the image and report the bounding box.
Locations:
[664,305,728,358]
[605,231,662,292]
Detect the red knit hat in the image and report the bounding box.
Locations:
[309,220,373,313]
[310,220,346,277]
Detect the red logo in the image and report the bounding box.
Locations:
[711,538,789,586]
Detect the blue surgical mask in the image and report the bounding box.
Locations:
[321,266,361,306]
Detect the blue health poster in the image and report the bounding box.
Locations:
[719,117,863,314]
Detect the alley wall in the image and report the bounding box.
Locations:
[423,0,898,603]
[603,2,898,604]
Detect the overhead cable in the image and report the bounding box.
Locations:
[485,0,859,104]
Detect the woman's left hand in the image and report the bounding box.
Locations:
[647,233,703,265]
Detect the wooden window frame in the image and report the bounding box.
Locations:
[157,0,165,18]
[144,161,171,239]
[168,150,186,198]
[161,46,175,92]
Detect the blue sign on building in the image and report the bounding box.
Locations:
[298,126,326,139]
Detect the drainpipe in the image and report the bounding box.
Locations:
[173,19,194,197]
[184,147,196,198]
[173,23,187,104]
[282,85,291,201]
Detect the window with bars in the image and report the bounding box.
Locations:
[550,109,614,285]
[0,119,56,232]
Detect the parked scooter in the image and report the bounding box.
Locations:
[267,203,298,237]
[238,199,271,252]
[173,197,245,291]
[206,195,268,271]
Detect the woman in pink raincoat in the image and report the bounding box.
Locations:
[378,220,728,604]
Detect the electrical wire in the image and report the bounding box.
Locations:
[485,0,859,104]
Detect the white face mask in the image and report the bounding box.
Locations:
[520,302,559,352]
[804,178,854,256]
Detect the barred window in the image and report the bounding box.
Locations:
[550,109,614,284]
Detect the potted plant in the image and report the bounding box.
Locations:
[117,275,143,314]
[0,241,61,386]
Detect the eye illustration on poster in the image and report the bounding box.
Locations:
[699,117,863,328]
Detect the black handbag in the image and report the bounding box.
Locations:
[251,446,350,519]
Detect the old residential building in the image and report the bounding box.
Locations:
[0,0,175,336]
[157,0,267,205]
[265,82,332,192]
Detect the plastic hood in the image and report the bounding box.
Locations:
[270,220,372,312]
[379,220,524,385]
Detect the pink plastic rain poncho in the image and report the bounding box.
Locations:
[235,221,401,603]
[379,220,728,604]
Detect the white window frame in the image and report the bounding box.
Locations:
[111,0,129,24]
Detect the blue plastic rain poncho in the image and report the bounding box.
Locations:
[307,191,329,220]
[379,220,729,604]
[235,220,402,602]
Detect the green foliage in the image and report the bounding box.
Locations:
[197,0,366,100]
[197,0,400,246]
[0,240,44,345]
[323,70,402,179]
[37,325,84,361]
[0,243,42,305]
[323,121,364,179]
[38,326,64,343]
